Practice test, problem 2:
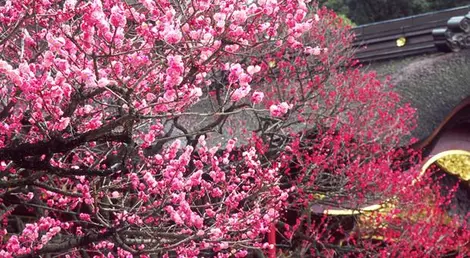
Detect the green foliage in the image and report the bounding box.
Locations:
[430,0,470,10]
[337,13,356,27]
[319,0,470,25]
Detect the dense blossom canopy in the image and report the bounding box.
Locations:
[0,0,468,257]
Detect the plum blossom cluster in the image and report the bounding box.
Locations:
[0,0,468,257]
[110,136,288,256]
[0,218,66,257]
[269,102,292,117]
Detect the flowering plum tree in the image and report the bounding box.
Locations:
[0,0,468,257]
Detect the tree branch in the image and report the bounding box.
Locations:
[18,230,115,258]
[0,116,133,161]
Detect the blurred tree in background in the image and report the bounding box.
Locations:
[320,0,470,25]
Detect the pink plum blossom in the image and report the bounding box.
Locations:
[55,117,70,131]
[231,85,251,102]
[110,6,126,28]
[251,91,264,104]
[228,63,244,84]
[231,10,247,24]
[164,28,182,44]
[270,102,291,117]
[214,12,227,28]
[224,44,240,53]
[238,73,252,87]
[247,65,261,75]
